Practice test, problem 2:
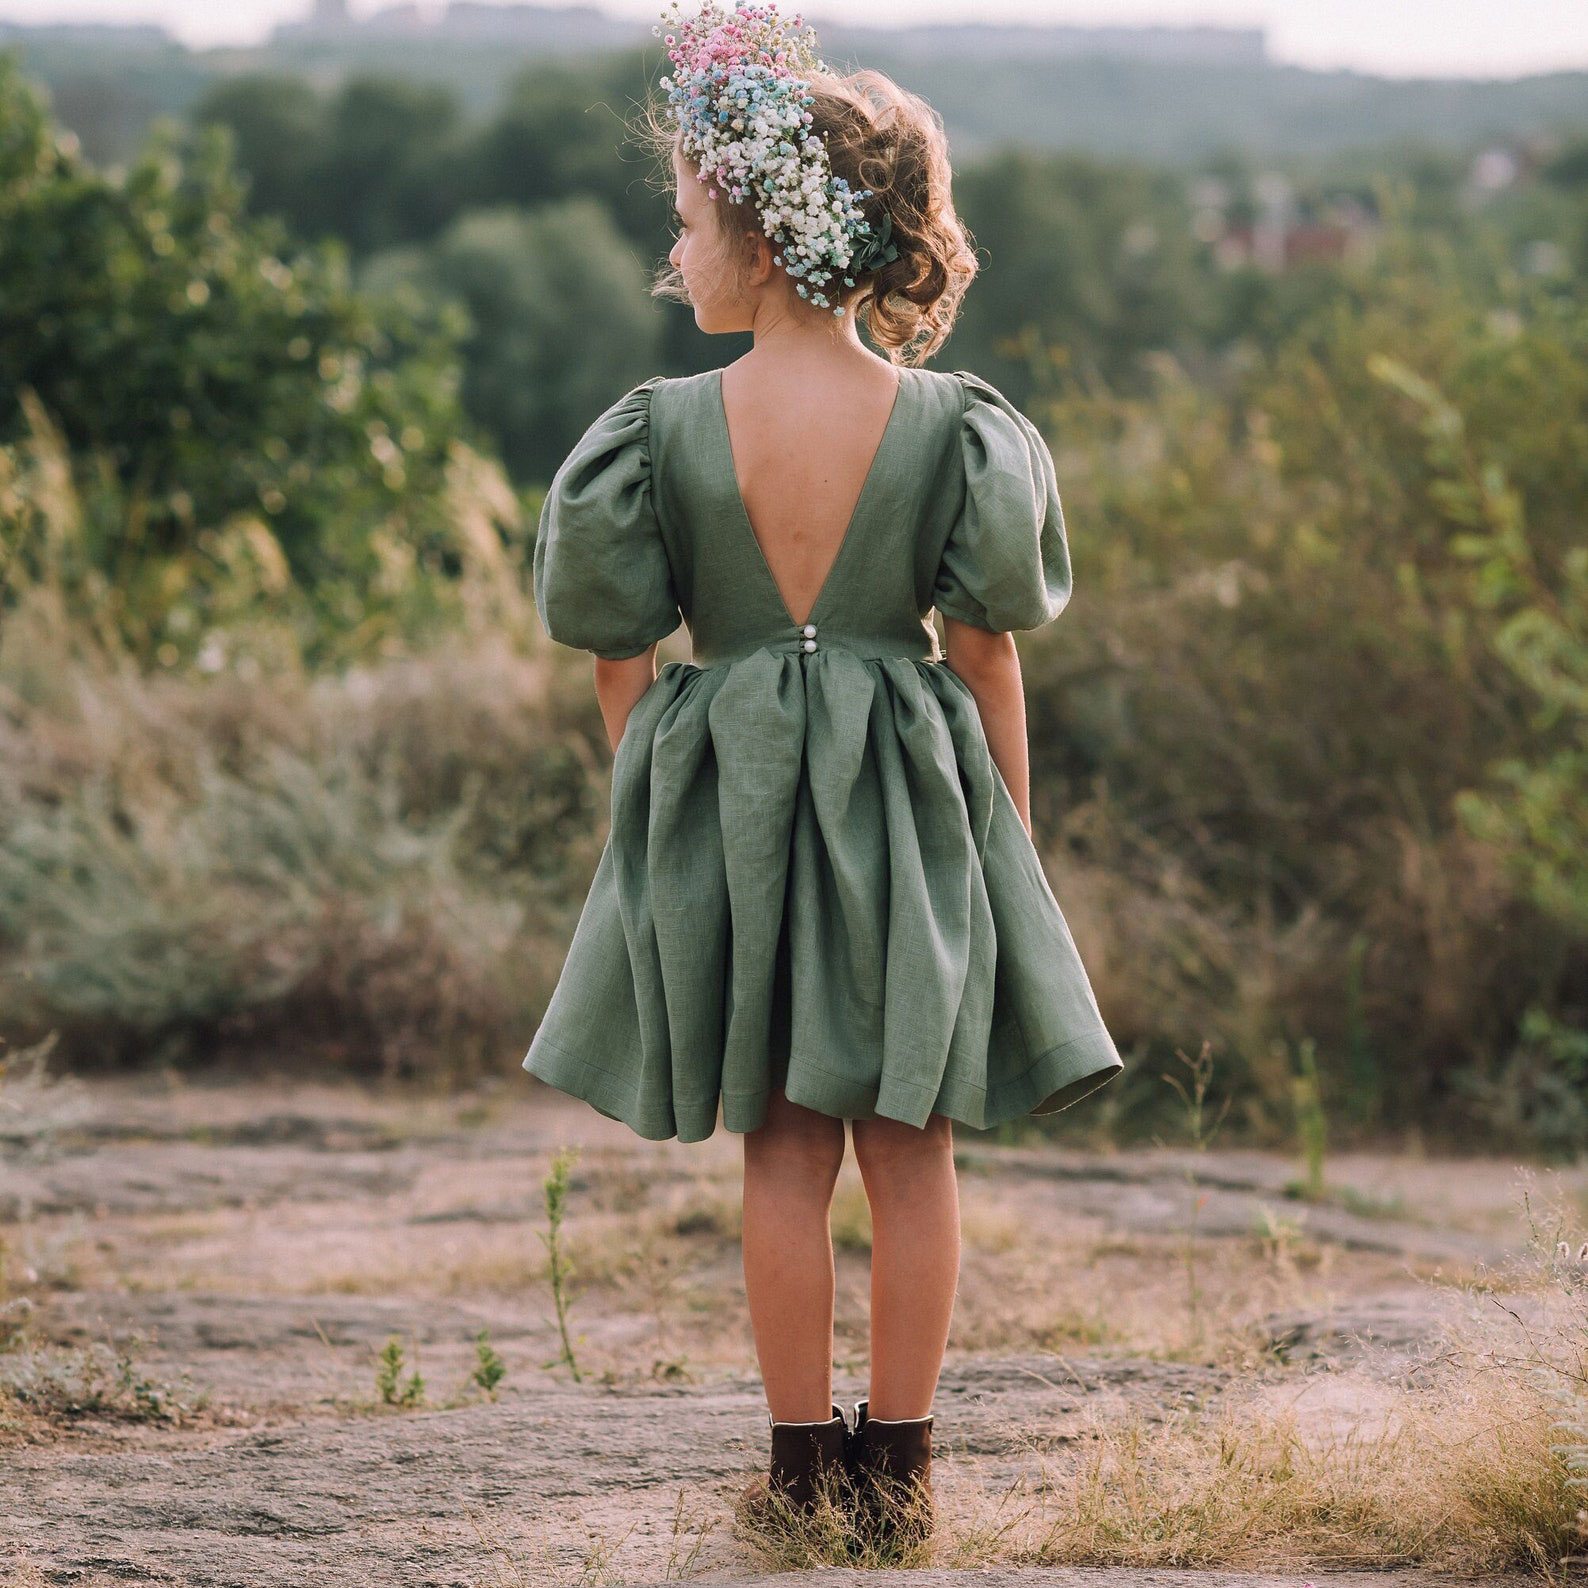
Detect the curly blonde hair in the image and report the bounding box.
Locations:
[647,66,977,364]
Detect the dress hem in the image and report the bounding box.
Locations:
[522,1024,1121,1144]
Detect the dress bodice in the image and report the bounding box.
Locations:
[532,363,1074,672]
[650,367,961,666]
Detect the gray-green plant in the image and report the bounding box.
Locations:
[375,1336,425,1408]
[541,1145,584,1382]
[0,1338,207,1424]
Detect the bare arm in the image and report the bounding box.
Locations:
[593,645,659,754]
[941,617,1032,837]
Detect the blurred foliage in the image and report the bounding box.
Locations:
[0,618,603,1080]
[196,73,466,256]
[187,60,1588,461]
[193,57,724,411]
[1015,245,1586,1146]
[363,200,665,482]
[0,57,523,666]
[950,151,1215,402]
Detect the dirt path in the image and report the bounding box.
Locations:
[0,1074,1571,1585]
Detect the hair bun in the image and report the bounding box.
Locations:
[810,68,977,363]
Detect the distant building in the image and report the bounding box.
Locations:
[438,3,643,48]
[275,0,356,37]
[829,23,1268,67]
[1215,221,1376,272]
[367,4,429,32]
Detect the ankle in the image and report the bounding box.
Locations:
[767,1397,840,1425]
[859,1395,933,1423]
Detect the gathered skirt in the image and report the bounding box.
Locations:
[523,646,1122,1142]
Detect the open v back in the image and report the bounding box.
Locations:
[524,364,1123,1142]
[718,365,905,630]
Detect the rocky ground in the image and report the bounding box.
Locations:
[0,1069,1579,1586]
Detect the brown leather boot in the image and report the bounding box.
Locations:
[736,1404,850,1529]
[846,1398,935,1553]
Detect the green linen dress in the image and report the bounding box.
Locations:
[523,363,1122,1142]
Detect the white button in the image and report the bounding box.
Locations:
[802,638,817,653]
[802,623,817,638]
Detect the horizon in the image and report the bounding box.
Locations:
[1,0,1586,81]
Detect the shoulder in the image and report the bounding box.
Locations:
[644,368,721,441]
[913,368,1038,437]
[942,369,1028,422]
[911,370,1053,480]
[567,377,663,450]
[894,365,974,436]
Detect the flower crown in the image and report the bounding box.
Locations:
[656,1,897,314]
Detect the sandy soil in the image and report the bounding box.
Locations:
[0,1071,1575,1586]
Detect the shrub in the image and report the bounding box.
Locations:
[0,57,502,665]
[1021,245,1587,1141]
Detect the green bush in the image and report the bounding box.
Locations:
[1019,241,1587,1142]
[0,57,507,665]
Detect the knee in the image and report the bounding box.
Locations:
[852,1112,953,1196]
[743,1094,845,1196]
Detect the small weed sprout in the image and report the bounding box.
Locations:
[1253,1202,1304,1272]
[472,1327,506,1399]
[375,1336,425,1408]
[541,1145,584,1382]
[1163,1041,1229,1350]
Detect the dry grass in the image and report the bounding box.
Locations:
[0,1337,222,1444]
[930,1366,1576,1575]
[0,593,607,1083]
[937,1195,1588,1577]
[731,1464,936,1573]
[463,1483,724,1588]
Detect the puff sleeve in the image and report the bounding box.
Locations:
[931,372,1073,633]
[532,379,682,660]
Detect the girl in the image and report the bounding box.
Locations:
[524,0,1122,1550]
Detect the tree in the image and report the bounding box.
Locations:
[364,199,665,482]
[195,72,468,255]
[948,150,1213,405]
[192,74,324,225]
[0,56,493,659]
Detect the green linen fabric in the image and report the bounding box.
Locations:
[525,364,1122,1142]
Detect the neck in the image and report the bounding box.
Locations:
[747,286,867,358]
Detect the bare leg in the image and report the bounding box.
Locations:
[851,1111,959,1421]
[741,1087,847,1423]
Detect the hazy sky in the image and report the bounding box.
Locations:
[3,0,1587,79]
